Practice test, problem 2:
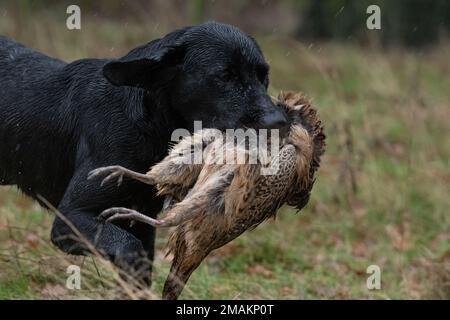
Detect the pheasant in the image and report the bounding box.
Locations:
[88,92,326,299]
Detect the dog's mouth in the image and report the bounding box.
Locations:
[185,111,289,134]
[238,119,290,137]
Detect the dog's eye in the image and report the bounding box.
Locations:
[217,69,236,82]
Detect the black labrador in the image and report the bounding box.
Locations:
[0,21,287,286]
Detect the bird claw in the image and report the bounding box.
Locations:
[88,166,125,187]
[98,207,165,228]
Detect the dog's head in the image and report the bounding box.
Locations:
[103,21,287,131]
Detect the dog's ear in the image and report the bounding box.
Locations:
[103,44,185,89]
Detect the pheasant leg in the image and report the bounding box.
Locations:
[88,165,155,187]
[98,204,195,228]
[99,207,165,227]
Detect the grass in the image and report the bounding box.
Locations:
[0,8,449,299]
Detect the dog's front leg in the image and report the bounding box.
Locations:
[50,165,154,287]
[51,213,152,286]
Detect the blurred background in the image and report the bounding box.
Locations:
[0,0,449,299]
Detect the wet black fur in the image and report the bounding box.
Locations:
[0,22,287,285]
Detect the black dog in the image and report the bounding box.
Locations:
[0,22,287,285]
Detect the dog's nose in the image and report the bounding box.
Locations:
[260,109,288,129]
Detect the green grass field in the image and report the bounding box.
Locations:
[0,11,449,299]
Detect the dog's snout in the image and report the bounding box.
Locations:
[260,109,288,129]
[254,95,288,129]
